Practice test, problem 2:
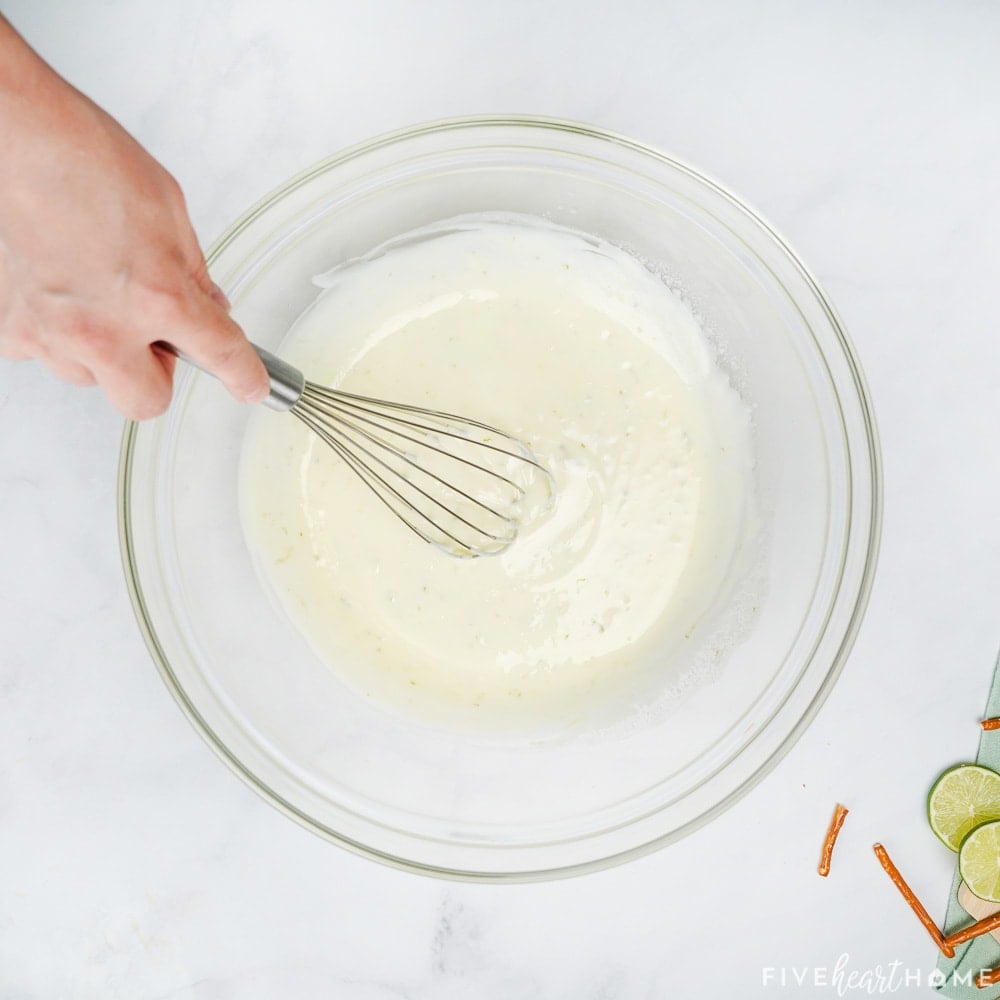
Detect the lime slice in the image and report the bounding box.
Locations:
[960,820,1000,902]
[928,764,1000,852]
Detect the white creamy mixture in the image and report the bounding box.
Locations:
[239,216,755,732]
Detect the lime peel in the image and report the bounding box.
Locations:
[927,764,1000,853]
[960,820,1000,903]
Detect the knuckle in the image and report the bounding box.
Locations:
[77,325,120,367]
[198,326,245,368]
[160,171,186,209]
[2,318,35,360]
[208,339,242,368]
[62,365,96,387]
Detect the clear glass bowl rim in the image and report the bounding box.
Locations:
[118,114,883,881]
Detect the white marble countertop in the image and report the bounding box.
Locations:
[1,2,998,997]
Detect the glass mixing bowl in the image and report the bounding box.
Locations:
[118,117,881,880]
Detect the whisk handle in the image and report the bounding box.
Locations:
[160,342,304,412]
[252,346,305,411]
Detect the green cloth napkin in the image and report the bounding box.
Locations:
[936,650,1000,998]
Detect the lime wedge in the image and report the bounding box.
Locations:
[928,764,1000,852]
[960,820,1000,902]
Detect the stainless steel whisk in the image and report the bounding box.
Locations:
[175,344,549,558]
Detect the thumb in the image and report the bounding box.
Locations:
[171,290,270,405]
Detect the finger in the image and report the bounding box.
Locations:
[0,303,38,360]
[41,357,97,387]
[183,239,229,310]
[173,238,271,403]
[92,347,173,421]
[1,342,33,361]
[170,294,269,405]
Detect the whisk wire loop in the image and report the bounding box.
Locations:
[293,409,488,553]
[298,408,512,527]
[291,382,546,557]
[167,343,548,558]
[301,384,538,490]
[298,387,519,517]
[293,404,515,546]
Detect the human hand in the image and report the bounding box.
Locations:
[0,16,268,420]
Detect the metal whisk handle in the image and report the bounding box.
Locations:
[160,342,305,412]
[252,346,305,412]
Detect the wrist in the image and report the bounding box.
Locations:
[0,15,97,147]
[0,15,56,103]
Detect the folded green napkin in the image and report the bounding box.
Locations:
[936,651,1000,998]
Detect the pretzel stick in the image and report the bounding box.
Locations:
[873,843,954,958]
[818,803,849,877]
[976,966,1000,989]
[945,909,1000,949]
